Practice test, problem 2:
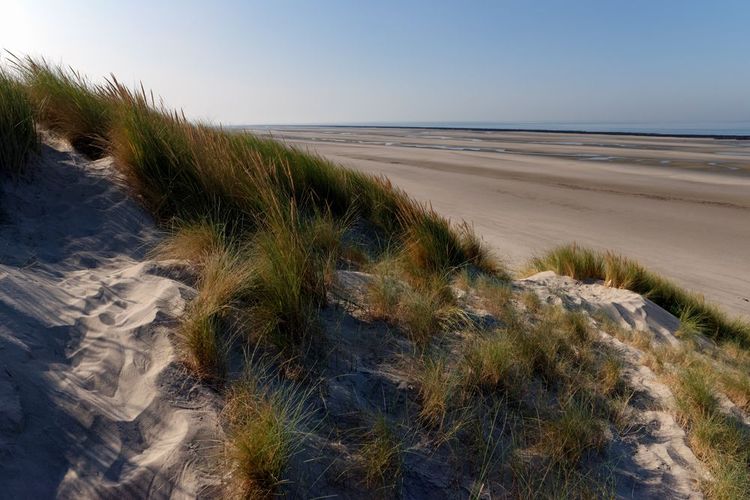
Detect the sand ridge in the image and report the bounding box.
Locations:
[0,137,221,498]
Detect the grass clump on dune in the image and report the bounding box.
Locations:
[537,395,607,466]
[0,66,37,177]
[154,218,227,265]
[530,243,750,347]
[245,207,344,350]
[178,234,253,382]
[14,56,111,159]
[671,365,750,498]
[366,262,467,345]
[225,372,310,498]
[358,416,402,489]
[417,358,456,428]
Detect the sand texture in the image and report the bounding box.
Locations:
[521,272,706,498]
[259,127,750,318]
[0,138,221,498]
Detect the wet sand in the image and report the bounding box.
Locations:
[251,127,750,318]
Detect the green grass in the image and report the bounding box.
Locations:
[153,217,227,264]
[358,416,402,489]
[416,357,456,427]
[16,55,748,497]
[0,66,37,176]
[462,329,531,394]
[245,209,342,350]
[14,56,111,158]
[225,372,310,498]
[674,365,719,420]
[399,281,466,345]
[366,257,406,321]
[648,360,750,499]
[719,370,750,412]
[177,239,252,381]
[530,244,750,347]
[537,395,607,465]
[7,56,504,364]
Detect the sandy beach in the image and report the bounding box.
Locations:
[254,127,750,318]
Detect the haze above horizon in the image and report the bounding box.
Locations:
[2,1,749,128]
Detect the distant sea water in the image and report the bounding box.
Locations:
[248,121,750,137]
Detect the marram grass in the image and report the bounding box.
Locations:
[530,244,750,347]
[0,66,37,176]
[14,55,111,159]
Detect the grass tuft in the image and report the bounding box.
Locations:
[530,243,750,347]
[225,372,310,498]
[14,56,110,158]
[538,396,607,465]
[153,218,227,265]
[359,416,402,489]
[398,281,465,345]
[0,65,37,176]
[417,358,455,427]
[178,244,252,381]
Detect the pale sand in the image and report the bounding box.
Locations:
[0,138,221,497]
[521,271,708,498]
[256,127,750,318]
[0,133,740,497]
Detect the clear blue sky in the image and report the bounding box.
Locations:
[2,0,749,125]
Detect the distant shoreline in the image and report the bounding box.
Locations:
[240,124,750,141]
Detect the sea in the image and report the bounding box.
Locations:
[248,121,750,138]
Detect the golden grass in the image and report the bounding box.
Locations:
[530,244,750,347]
[416,358,456,427]
[537,396,607,465]
[178,244,253,381]
[13,55,111,158]
[224,374,310,499]
[719,370,750,412]
[153,218,227,264]
[461,329,530,394]
[358,416,402,489]
[0,65,37,176]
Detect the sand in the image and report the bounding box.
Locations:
[0,132,741,497]
[0,137,221,498]
[256,127,750,318]
[521,271,707,498]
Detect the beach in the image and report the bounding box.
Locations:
[256,127,750,317]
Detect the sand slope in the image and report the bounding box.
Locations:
[0,138,220,498]
[521,272,706,498]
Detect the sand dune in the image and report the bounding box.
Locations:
[0,131,745,497]
[0,138,220,498]
[259,127,750,318]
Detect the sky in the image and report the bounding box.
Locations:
[1,0,749,126]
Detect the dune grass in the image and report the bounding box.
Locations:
[416,358,456,428]
[14,56,747,496]
[13,56,111,159]
[604,304,750,499]
[225,372,310,498]
[358,416,402,489]
[672,365,750,498]
[530,244,750,347]
[5,56,502,376]
[537,395,607,466]
[448,301,621,496]
[0,66,37,176]
[176,233,253,381]
[244,208,343,350]
[366,262,467,345]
